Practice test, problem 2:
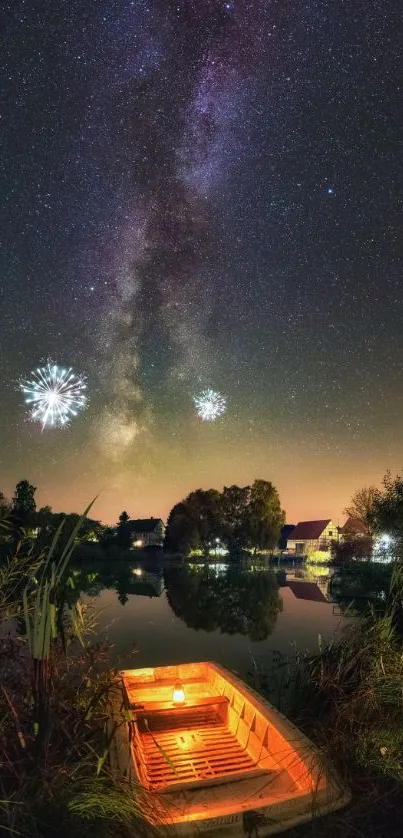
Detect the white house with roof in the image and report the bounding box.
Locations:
[286,519,337,556]
[128,518,165,548]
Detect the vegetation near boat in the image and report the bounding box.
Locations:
[112,662,350,836]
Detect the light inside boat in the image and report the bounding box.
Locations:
[172,681,185,705]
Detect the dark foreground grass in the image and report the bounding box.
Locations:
[0,515,158,838]
[2,508,403,837]
[251,564,403,838]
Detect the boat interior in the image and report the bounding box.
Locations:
[122,662,323,803]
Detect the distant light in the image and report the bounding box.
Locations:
[133,539,143,548]
[132,568,143,576]
[172,682,185,705]
[373,534,394,562]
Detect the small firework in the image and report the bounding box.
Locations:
[194,388,226,421]
[20,363,87,430]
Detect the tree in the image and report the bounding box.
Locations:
[344,486,381,535]
[185,490,222,556]
[0,491,10,514]
[245,480,285,553]
[99,527,116,550]
[331,536,373,564]
[165,480,285,556]
[34,505,53,532]
[116,510,131,549]
[0,492,11,541]
[368,472,403,553]
[164,490,222,557]
[12,480,37,536]
[221,485,250,552]
[164,502,200,555]
[164,565,282,641]
[12,480,36,517]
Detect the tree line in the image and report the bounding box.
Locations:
[164,479,285,556]
[0,480,103,550]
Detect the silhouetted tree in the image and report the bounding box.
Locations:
[221,485,250,552]
[368,472,403,557]
[33,505,53,533]
[344,486,381,535]
[331,536,373,564]
[99,527,116,550]
[164,491,222,556]
[11,480,37,547]
[164,565,282,640]
[12,480,37,524]
[165,479,285,556]
[116,510,131,549]
[245,480,285,553]
[0,492,11,542]
[164,502,200,554]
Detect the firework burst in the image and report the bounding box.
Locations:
[194,388,226,421]
[20,363,87,430]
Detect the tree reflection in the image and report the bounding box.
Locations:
[71,562,164,604]
[164,565,282,640]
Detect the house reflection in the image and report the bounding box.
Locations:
[72,562,165,605]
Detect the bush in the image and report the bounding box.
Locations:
[0,513,155,837]
[254,564,403,836]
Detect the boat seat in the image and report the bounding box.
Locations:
[130,694,228,717]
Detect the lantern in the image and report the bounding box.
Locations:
[172,681,185,705]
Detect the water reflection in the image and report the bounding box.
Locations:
[163,564,282,641]
[66,560,343,673]
[71,562,165,603]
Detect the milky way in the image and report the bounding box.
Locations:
[96,0,257,453]
[1,0,402,522]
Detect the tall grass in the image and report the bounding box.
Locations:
[0,507,156,837]
[252,563,403,836]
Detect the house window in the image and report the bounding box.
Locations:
[328,530,333,537]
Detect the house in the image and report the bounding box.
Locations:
[129,518,165,548]
[339,517,369,538]
[286,520,336,556]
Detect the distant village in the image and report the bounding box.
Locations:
[116,514,369,557]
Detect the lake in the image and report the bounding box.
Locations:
[73,560,344,680]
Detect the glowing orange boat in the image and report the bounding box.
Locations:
[114,662,349,836]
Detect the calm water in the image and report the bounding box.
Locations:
[74,560,344,679]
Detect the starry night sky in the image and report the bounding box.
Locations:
[1,0,402,525]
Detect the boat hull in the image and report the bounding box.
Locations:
[112,662,349,836]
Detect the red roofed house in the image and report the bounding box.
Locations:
[340,517,369,537]
[286,520,336,556]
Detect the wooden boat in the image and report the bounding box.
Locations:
[112,662,349,836]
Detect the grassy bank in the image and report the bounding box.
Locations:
[2,511,403,836]
[0,519,155,837]
[250,563,403,837]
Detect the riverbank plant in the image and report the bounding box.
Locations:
[0,510,156,837]
[252,562,403,836]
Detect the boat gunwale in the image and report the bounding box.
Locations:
[115,661,351,834]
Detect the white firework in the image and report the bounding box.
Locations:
[20,363,87,429]
[194,389,226,422]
